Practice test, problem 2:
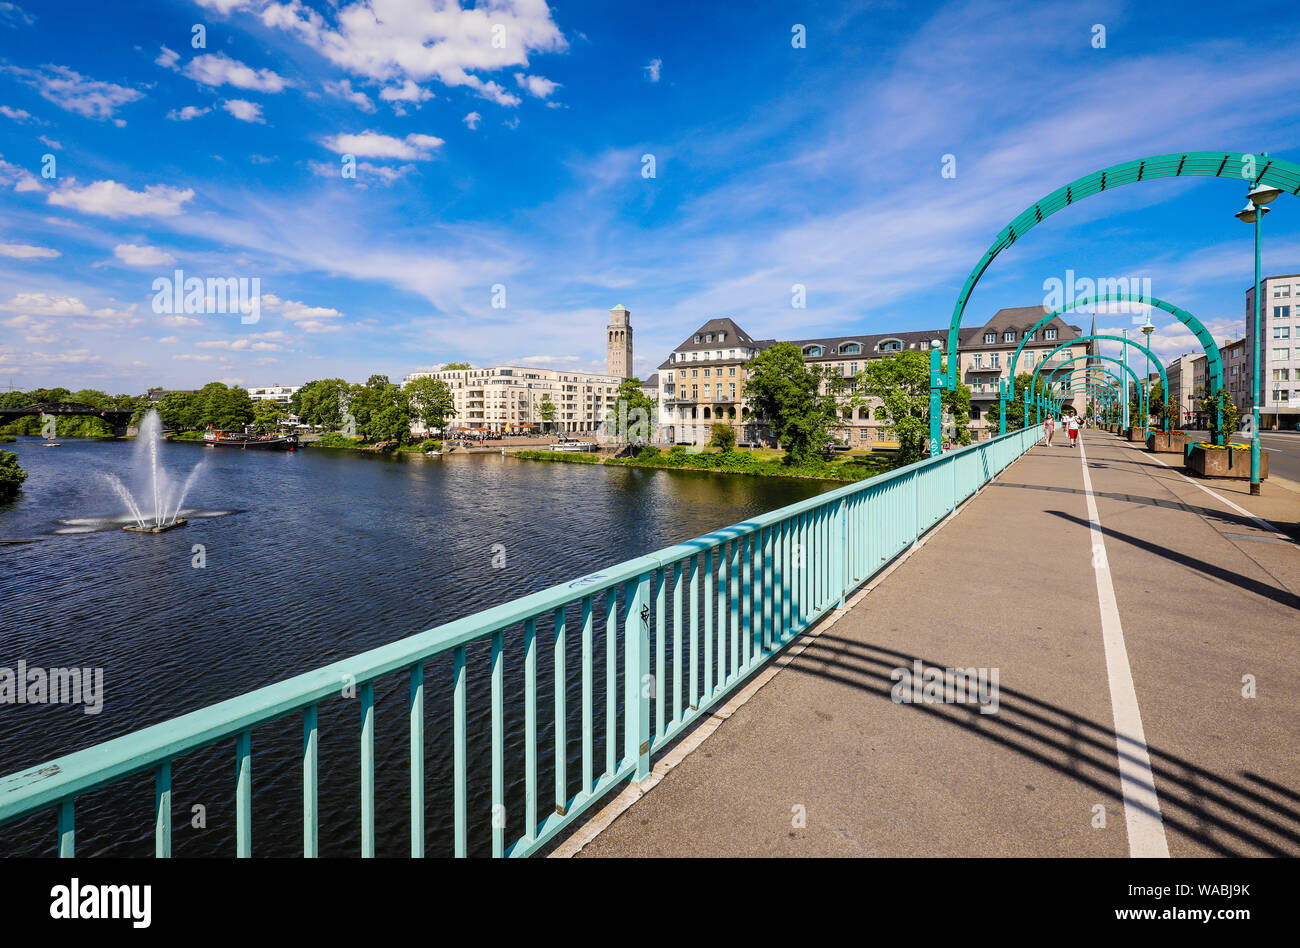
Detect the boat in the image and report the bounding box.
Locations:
[202,430,298,450]
[42,440,61,447]
[548,441,599,453]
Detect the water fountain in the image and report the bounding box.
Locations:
[107,410,202,533]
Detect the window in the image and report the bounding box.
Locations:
[1275,306,1291,320]
[1273,347,1289,360]
[693,335,700,343]
[729,383,736,399]
[850,362,858,375]
[1273,369,1290,381]
[1024,331,1035,342]
[729,366,735,376]
[803,345,823,357]
[1003,331,1015,342]
[1025,352,1035,367]
[841,342,862,355]
[692,369,698,378]
[1274,326,1291,339]
[1274,390,1290,403]
[991,353,1001,367]
[691,385,698,399]
[1274,284,1291,298]
[1045,328,1057,340]
[973,353,983,367]
[984,332,996,344]
[880,339,902,352]
[719,332,726,342]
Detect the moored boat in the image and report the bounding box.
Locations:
[202,430,298,450]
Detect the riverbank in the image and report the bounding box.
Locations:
[515,446,896,482]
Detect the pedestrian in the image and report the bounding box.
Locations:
[1044,413,1056,446]
[1066,412,1081,448]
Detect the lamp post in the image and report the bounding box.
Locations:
[1121,328,1130,430]
[1236,175,1282,495]
[1140,313,1155,430]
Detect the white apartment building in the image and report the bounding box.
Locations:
[246,384,300,406]
[1245,273,1300,430]
[402,365,624,434]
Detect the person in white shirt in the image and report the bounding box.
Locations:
[1066,413,1081,448]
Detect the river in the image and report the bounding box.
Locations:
[0,437,834,856]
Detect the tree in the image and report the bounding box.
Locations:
[349,375,412,444]
[196,382,254,431]
[607,377,656,443]
[443,361,472,370]
[709,423,737,450]
[405,376,454,433]
[0,450,27,502]
[856,350,970,465]
[983,372,1048,433]
[743,343,838,464]
[1195,387,1239,441]
[537,394,557,432]
[292,379,351,430]
[252,400,287,432]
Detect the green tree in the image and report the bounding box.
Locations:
[0,450,27,502]
[984,372,1049,432]
[607,377,656,443]
[404,376,455,433]
[856,350,970,464]
[443,361,472,370]
[292,379,351,430]
[743,343,838,464]
[349,375,412,444]
[537,394,557,432]
[252,400,287,432]
[709,423,737,450]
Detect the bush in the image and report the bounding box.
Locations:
[709,425,737,450]
[313,432,367,449]
[636,445,660,461]
[0,450,28,502]
[420,439,442,452]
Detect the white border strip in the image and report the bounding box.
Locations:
[1141,449,1290,540]
[1079,436,1170,857]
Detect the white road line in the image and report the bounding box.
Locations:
[1078,435,1170,858]
[1142,451,1289,540]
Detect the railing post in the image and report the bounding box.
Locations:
[625,572,652,783]
[835,498,847,608]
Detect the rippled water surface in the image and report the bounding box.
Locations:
[0,437,833,856]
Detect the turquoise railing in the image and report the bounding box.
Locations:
[0,424,1043,857]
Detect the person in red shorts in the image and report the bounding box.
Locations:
[1066,413,1081,448]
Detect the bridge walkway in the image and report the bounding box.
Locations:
[561,429,1300,857]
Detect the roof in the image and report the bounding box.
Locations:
[670,317,758,352]
[790,330,946,357]
[958,306,1083,348]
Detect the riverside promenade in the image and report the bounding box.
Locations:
[559,429,1300,858]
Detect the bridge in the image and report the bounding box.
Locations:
[0,401,134,436]
[1,424,1295,858]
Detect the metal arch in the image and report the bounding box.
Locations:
[1004,294,1223,402]
[944,151,1300,387]
[1033,334,1167,408]
[1045,355,1144,397]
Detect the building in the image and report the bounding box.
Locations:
[1221,337,1249,424]
[607,305,634,378]
[402,365,623,435]
[656,307,1094,446]
[1245,273,1300,429]
[1165,353,1197,427]
[246,384,300,406]
[956,306,1093,434]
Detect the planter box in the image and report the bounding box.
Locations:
[1146,432,1190,453]
[1127,427,1154,442]
[1185,444,1268,479]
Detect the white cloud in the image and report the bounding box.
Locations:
[114,243,176,267]
[3,64,142,121]
[0,104,32,122]
[0,157,43,192]
[0,2,36,28]
[38,134,60,149]
[0,242,59,259]
[1,292,131,319]
[258,0,563,106]
[195,338,283,351]
[167,105,212,121]
[161,314,203,327]
[514,73,558,98]
[221,98,266,123]
[320,130,442,160]
[323,78,375,112]
[173,353,216,361]
[47,179,194,218]
[158,335,179,343]
[379,79,432,104]
[463,110,481,129]
[194,0,254,12]
[645,58,661,82]
[184,52,291,93]
[155,46,180,70]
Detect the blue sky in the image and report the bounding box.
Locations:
[3,0,1300,391]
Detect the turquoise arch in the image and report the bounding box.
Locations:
[945,151,1300,388]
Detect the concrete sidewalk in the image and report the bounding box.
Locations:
[566,430,1300,857]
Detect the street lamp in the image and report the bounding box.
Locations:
[1235,175,1281,495]
[1140,313,1155,428]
